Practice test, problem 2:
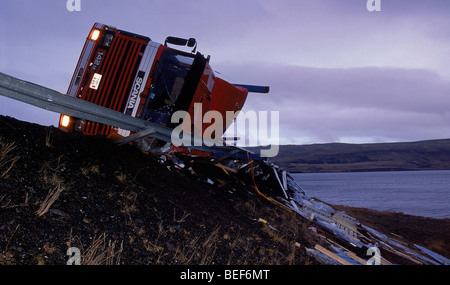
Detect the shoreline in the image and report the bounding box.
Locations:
[332,204,450,259]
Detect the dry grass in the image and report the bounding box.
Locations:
[172,226,221,265]
[232,198,319,265]
[173,235,200,264]
[35,180,65,217]
[80,164,100,179]
[0,225,19,265]
[143,222,167,254]
[35,159,67,217]
[137,215,223,265]
[115,171,127,183]
[45,126,53,148]
[120,191,138,225]
[35,173,66,216]
[199,227,220,265]
[67,232,124,265]
[173,208,191,223]
[81,233,124,265]
[0,138,19,178]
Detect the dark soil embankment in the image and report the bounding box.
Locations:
[0,115,449,265]
[0,115,320,265]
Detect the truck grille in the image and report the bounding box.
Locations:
[82,33,147,136]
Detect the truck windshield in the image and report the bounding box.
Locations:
[142,49,194,124]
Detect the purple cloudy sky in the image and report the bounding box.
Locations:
[1,0,449,145]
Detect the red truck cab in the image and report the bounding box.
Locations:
[59,22,248,141]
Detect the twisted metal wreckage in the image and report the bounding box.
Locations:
[0,23,448,265]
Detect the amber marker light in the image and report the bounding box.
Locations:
[90,29,101,41]
[60,115,71,128]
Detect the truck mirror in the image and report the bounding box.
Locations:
[165,36,197,53]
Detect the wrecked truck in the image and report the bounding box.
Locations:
[58,22,268,148]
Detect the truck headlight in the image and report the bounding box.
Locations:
[90,29,101,41]
[60,115,71,128]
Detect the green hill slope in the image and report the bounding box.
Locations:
[270,140,450,173]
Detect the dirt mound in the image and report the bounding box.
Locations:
[0,115,319,265]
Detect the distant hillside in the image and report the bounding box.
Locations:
[269,139,450,173]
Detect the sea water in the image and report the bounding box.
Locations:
[292,170,450,219]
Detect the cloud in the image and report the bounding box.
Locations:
[217,62,450,144]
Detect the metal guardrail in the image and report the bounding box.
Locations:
[0,72,160,133]
[0,72,243,155]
